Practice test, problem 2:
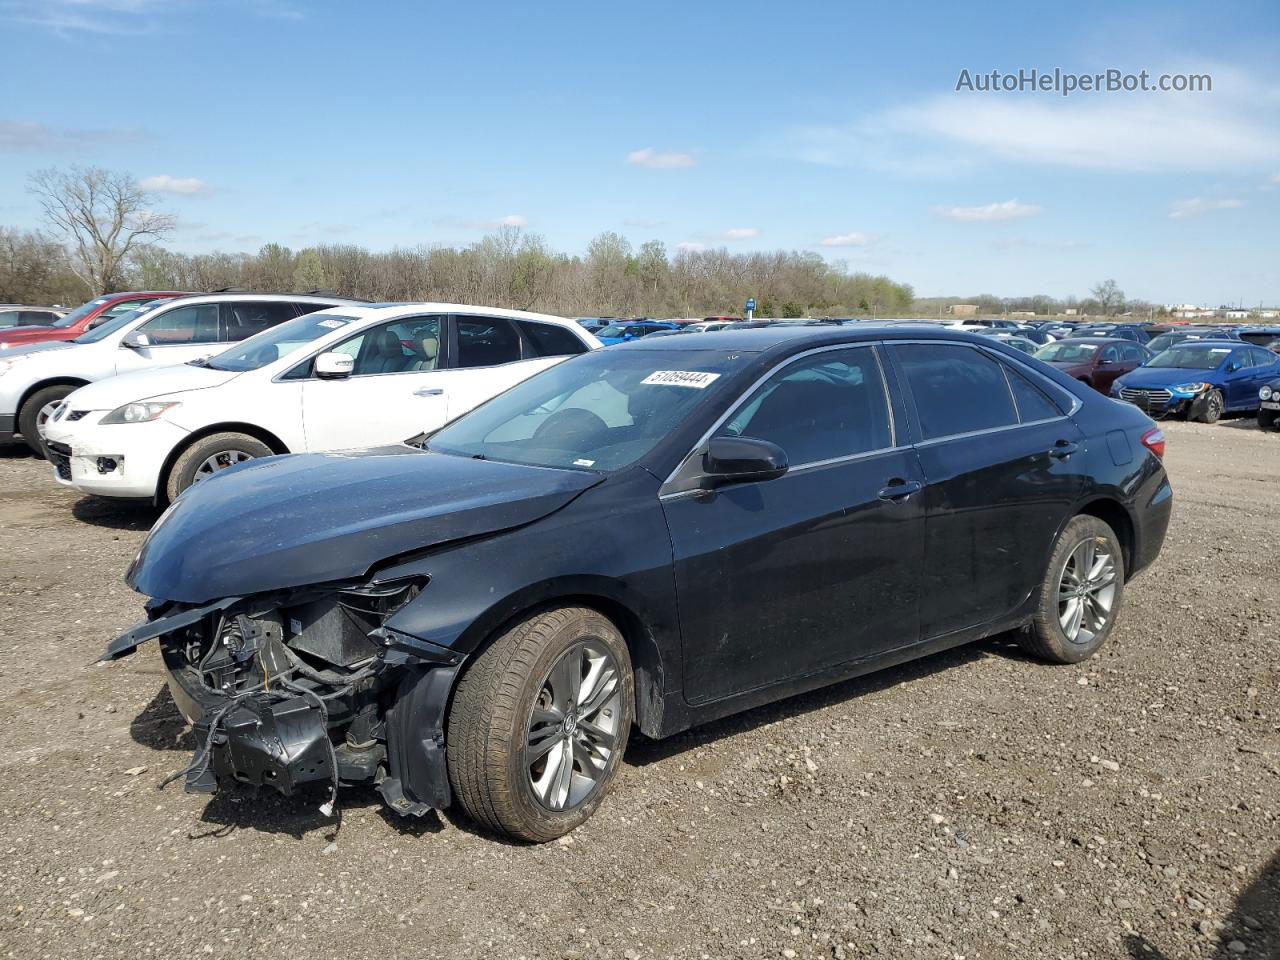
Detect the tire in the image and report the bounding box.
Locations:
[1191,389,1224,424]
[1259,409,1278,432]
[17,384,78,457]
[446,606,634,842]
[1021,515,1125,665]
[164,432,273,502]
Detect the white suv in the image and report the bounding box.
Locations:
[0,292,350,453]
[42,303,599,502]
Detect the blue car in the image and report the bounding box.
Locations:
[1111,340,1280,422]
[596,320,681,345]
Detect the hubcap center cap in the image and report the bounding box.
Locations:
[561,712,579,737]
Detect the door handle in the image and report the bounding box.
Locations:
[414,387,444,397]
[878,479,922,502]
[1048,440,1080,459]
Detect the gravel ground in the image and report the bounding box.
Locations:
[0,419,1276,960]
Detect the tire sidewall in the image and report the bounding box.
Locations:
[501,612,634,841]
[18,384,76,456]
[167,433,272,501]
[1037,517,1126,663]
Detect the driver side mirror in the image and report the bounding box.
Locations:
[88,315,110,330]
[1227,361,1243,372]
[315,351,354,379]
[702,436,788,487]
[121,331,148,349]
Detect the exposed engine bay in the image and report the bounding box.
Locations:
[109,577,461,817]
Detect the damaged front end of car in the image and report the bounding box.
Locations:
[104,577,462,818]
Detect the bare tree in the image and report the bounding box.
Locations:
[28,166,174,295]
[1089,279,1125,317]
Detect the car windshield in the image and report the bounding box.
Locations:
[72,304,159,344]
[205,312,358,372]
[1147,344,1236,369]
[427,350,743,471]
[597,325,626,338]
[1036,342,1098,363]
[50,298,111,329]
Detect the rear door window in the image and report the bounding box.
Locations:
[221,301,299,341]
[454,316,523,368]
[892,343,1018,440]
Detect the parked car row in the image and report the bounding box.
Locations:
[0,304,66,328]
[96,322,1172,841]
[0,291,600,503]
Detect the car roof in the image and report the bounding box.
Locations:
[1164,339,1243,348]
[317,302,584,329]
[1057,336,1137,345]
[614,322,1015,353]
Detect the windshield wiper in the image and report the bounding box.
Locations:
[186,357,212,368]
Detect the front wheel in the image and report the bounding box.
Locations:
[446,606,634,842]
[1191,389,1224,424]
[17,384,78,456]
[1259,409,1278,432]
[1021,515,1125,664]
[164,432,273,502]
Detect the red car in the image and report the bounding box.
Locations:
[1034,336,1152,393]
[0,291,187,349]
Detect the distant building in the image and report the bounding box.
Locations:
[1064,308,1078,316]
[948,304,979,316]
[1009,310,1037,318]
[1223,310,1250,320]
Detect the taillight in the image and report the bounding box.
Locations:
[1140,426,1165,460]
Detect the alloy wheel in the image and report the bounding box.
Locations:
[524,640,622,811]
[1057,537,1118,644]
[193,449,256,482]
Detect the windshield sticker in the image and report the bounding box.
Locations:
[1208,348,1230,353]
[573,458,596,467]
[317,318,348,329]
[641,370,721,388]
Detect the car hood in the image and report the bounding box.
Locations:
[0,338,78,358]
[126,448,604,603]
[1041,359,1092,375]
[0,325,72,347]
[1116,365,1219,388]
[60,363,240,409]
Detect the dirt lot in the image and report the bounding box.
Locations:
[0,419,1276,960]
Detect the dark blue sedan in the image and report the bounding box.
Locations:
[596,320,681,345]
[1111,340,1280,422]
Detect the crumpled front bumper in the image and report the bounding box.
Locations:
[162,645,336,795]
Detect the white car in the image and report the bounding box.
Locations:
[0,292,350,453]
[43,303,600,502]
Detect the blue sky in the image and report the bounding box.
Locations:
[2,0,1278,304]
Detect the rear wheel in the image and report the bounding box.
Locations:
[1021,515,1125,664]
[446,606,633,842]
[17,384,78,456]
[164,432,273,502]
[1191,389,1224,424]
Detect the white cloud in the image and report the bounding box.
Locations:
[140,174,210,195]
[626,147,696,170]
[819,231,872,247]
[0,118,146,151]
[1168,197,1244,219]
[676,242,706,253]
[723,227,758,239]
[624,218,663,228]
[936,200,1041,222]
[795,63,1280,174]
[497,214,528,227]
